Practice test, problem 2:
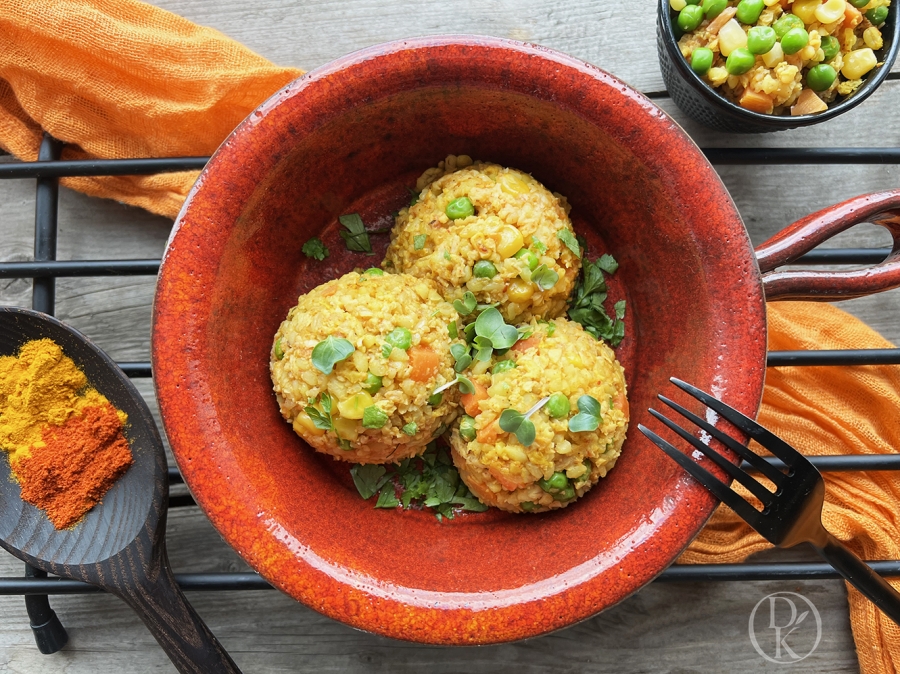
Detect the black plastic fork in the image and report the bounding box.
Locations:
[638,377,900,624]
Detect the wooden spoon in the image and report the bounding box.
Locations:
[0,307,241,674]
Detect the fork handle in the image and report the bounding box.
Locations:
[813,534,900,625]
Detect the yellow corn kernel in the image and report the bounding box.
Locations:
[763,0,781,5]
[718,19,748,57]
[499,172,531,195]
[841,48,877,79]
[337,391,373,420]
[507,278,535,303]
[863,27,883,50]
[332,416,359,442]
[496,225,525,258]
[815,0,846,24]
[670,0,687,9]
[792,0,821,24]
[293,411,326,437]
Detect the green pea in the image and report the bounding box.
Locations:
[513,248,539,271]
[446,196,474,220]
[546,393,571,419]
[866,6,888,24]
[747,26,777,55]
[807,64,837,92]
[685,0,702,4]
[492,359,516,374]
[428,392,443,406]
[848,0,869,6]
[735,0,764,24]
[820,35,840,62]
[725,47,756,75]
[677,4,704,31]
[459,415,477,442]
[780,27,809,55]
[555,485,576,501]
[520,501,536,512]
[273,338,284,360]
[363,267,384,276]
[473,260,498,278]
[701,0,728,19]
[385,326,412,351]
[691,47,714,76]
[538,471,569,493]
[362,372,383,395]
[772,13,803,39]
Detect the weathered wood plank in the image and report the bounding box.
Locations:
[0,0,896,671]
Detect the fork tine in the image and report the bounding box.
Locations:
[638,424,765,528]
[670,378,805,468]
[656,394,786,486]
[648,406,775,505]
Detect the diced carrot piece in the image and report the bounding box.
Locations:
[461,381,489,416]
[791,88,828,116]
[844,3,862,30]
[739,88,774,114]
[408,346,440,382]
[477,416,503,444]
[511,335,540,353]
[614,392,630,419]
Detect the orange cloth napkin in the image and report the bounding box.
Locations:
[0,0,301,218]
[1,1,898,671]
[681,301,900,673]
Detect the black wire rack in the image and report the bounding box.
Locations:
[2,134,900,654]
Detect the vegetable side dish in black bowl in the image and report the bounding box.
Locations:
[657,0,899,132]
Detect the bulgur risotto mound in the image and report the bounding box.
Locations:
[450,317,628,513]
[270,270,462,463]
[383,155,581,323]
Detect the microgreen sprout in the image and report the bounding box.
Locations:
[499,396,550,446]
[310,336,355,374]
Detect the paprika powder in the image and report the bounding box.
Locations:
[0,338,133,529]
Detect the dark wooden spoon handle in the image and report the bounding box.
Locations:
[110,547,242,674]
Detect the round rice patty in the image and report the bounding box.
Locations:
[450,318,628,513]
[271,271,461,463]
[383,155,581,323]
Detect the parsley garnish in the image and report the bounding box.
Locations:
[362,405,389,429]
[301,236,329,261]
[350,443,488,520]
[556,229,581,258]
[567,254,626,347]
[304,392,335,431]
[338,213,373,254]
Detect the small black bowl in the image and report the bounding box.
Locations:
[658,0,899,133]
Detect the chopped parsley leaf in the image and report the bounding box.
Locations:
[301,236,329,261]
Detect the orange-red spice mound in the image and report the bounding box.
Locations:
[15,402,133,529]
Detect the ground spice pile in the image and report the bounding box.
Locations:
[0,338,133,529]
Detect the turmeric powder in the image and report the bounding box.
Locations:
[0,338,132,528]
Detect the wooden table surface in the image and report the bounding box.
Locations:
[1,0,898,671]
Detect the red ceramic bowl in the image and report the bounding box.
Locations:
[151,35,882,644]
